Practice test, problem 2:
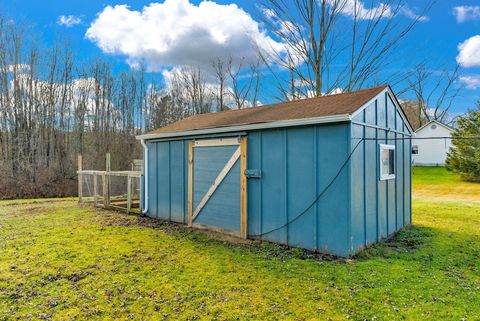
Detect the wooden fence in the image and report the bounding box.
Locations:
[77,154,143,214]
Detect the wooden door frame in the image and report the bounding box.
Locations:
[187,137,248,239]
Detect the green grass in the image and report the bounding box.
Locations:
[412,166,480,202]
[412,166,461,184]
[0,169,479,320]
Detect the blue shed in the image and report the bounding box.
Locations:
[137,85,413,257]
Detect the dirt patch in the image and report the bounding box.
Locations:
[98,211,353,264]
[99,212,255,245]
[357,225,434,259]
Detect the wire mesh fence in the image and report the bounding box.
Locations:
[77,154,142,214]
[78,172,105,205]
[78,170,142,214]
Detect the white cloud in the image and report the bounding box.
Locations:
[86,0,284,72]
[328,88,343,95]
[330,0,392,19]
[460,75,480,90]
[400,6,429,22]
[331,0,428,21]
[457,35,480,67]
[57,15,82,27]
[453,6,480,23]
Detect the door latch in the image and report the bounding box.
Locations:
[244,169,261,178]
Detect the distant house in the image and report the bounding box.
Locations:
[412,120,454,166]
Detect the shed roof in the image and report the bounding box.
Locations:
[139,85,397,140]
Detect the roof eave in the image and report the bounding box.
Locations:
[415,119,455,133]
[136,114,352,141]
[350,86,414,134]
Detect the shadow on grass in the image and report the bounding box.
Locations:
[355,225,436,259]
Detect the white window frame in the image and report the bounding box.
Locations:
[379,144,396,181]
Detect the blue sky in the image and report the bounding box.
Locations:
[1,0,479,114]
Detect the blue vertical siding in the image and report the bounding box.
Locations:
[286,127,316,250]
[316,124,351,255]
[386,94,396,236]
[244,124,350,256]
[364,105,378,245]
[258,129,287,244]
[350,92,412,254]
[170,141,185,223]
[350,122,365,253]
[147,142,157,219]
[157,142,170,220]
[147,140,187,223]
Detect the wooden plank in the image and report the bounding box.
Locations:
[191,147,241,222]
[76,170,141,177]
[127,174,132,213]
[107,170,142,177]
[187,140,194,226]
[77,170,104,175]
[77,154,83,203]
[240,137,248,239]
[194,138,240,147]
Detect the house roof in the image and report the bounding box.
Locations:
[138,85,404,140]
[415,120,455,133]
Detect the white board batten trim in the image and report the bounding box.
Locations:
[191,146,241,222]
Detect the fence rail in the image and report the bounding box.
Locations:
[77,154,142,214]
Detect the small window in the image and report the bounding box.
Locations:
[431,124,437,130]
[380,144,395,180]
[412,145,419,155]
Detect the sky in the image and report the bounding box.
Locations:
[1,0,479,115]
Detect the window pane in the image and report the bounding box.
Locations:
[412,145,418,155]
[381,149,390,176]
[389,149,395,175]
[379,145,395,179]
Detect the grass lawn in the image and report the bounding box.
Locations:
[0,168,479,320]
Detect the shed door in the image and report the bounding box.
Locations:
[188,137,247,238]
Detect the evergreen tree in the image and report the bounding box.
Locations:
[446,102,480,182]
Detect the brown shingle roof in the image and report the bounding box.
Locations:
[147,85,387,135]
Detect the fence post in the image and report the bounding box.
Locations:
[105,153,111,207]
[127,174,132,214]
[77,154,83,203]
[93,173,98,207]
[102,173,107,208]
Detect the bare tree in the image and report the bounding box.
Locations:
[0,17,150,199]
[212,58,228,111]
[258,0,430,100]
[228,59,262,109]
[407,64,462,124]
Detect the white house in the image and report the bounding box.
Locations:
[412,120,454,166]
